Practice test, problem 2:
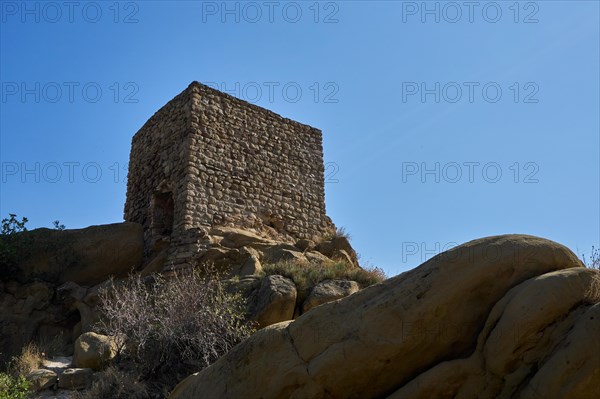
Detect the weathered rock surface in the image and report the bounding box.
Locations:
[315,235,359,267]
[0,280,74,365]
[41,356,72,375]
[238,254,262,276]
[14,222,143,285]
[58,368,93,390]
[169,235,600,399]
[27,369,58,391]
[210,227,276,249]
[302,279,360,313]
[73,332,117,370]
[248,275,297,328]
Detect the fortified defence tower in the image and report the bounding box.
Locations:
[124,82,334,267]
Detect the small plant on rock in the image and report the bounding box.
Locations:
[582,246,599,270]
[51,220,66,231]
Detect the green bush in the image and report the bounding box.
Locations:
[0,214,29,279]
[0,373,30,399]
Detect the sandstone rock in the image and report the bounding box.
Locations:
[15,222,143,285]
[27,369,57,391]
[239,255,262,276]
[389,268,600,399]
[335,249,356,268]
[73,332,117,370]
[197,246,243,269]
[315,236,359,267]
[0,281,74,365]
[56,282,98,336]
[302,279,360,313]
[229,275,263,297]
[24,282,54,309]
[169,235,596,399]
[248,275,297,328]
[263,245,308,264]
[295,239,314,252]
[42,356,72,375]
[58,368,93,390]
[140,247,169,276]
[304,251,332,265]
[210,227,275,248]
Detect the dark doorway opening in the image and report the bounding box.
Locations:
[152,192,174,238]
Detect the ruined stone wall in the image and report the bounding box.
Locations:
[185,83,330,239]
[125,82,332,266]
[124,88,192,252]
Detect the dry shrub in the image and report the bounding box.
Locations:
[75,366,147,399]
[319,226,351,242]
[581,246,600,304]
[7,343,43,377]
[583,246,599,270]
[95,266,254,395]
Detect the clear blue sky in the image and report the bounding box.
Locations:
[1,1,598,276]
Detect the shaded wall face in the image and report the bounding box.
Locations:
[186,86,329,239]
[124,90,191,249]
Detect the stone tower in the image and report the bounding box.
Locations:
[124,82,334,267]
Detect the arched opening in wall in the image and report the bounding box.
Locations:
[151,192,174,239]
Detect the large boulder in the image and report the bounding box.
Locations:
[12,222,143,285]
[302,279,360,313]
[248,275,297,328]
[169,235,599,399]
[263,245,308,264]
[73,332,117,370]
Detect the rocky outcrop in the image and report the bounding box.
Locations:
[248,275,297,328]
[169,235,600,399]
[0,278,109,366]
[0,280,73,365]
[0,223,142,364]
[1,223,364,366]
[11,222,143,285]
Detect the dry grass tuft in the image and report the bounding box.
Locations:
[262,259,386,293]
[7,343,43,377]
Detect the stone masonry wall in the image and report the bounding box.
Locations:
[125,82,332,266]
[184,83,330,240]
[124,88,192,253]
